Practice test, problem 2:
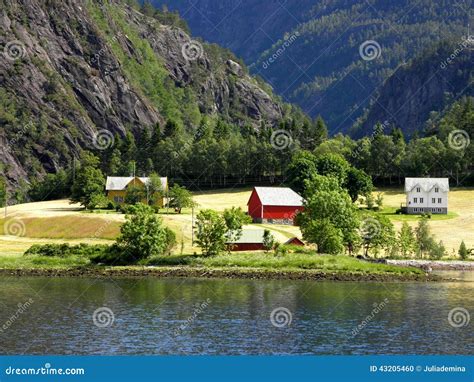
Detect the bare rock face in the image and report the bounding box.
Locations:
[0,0,283,189]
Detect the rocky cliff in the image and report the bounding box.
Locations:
[0,0,288,188]
[353,41,474,138]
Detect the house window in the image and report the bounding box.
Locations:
[114,196,124,203]
[438,208,442,212]
[432,198,436,204]
[438,198,442,203]
[435,187,439,192]
[414,198,418,203]
[420,198,424,203]
[414,208,418,212]
[416,187,421,192]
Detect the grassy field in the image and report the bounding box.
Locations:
[0,187,472,258]
[378,188,474,255]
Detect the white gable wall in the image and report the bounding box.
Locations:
[406,184,448,214]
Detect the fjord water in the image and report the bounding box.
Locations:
[0,274,472,355]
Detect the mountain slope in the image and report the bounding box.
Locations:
[353,41,474,138]
[0,0,301,188]
[151,0,472,134]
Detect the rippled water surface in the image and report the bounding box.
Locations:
[0,273,472,355]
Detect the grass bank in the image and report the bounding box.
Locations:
[0,252,433,282]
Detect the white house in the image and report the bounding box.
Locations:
[404,178,449,214]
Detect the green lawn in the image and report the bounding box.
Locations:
[378,206,458,221]
[147,252,423,275]
[0,254,89,269]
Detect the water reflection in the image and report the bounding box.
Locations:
[0,273,472,355]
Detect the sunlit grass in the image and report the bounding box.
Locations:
[0,250,422,276]
[378,206,458,221]
[0,216,121,240]
[0,254,89,269]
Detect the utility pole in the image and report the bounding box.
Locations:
[72,157,76,182]
[191,205,195,245]
[4,187,7,219]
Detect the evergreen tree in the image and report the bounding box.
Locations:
[262,229,276,252]
[458,240,469,260]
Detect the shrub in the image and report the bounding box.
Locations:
[428,240,446,260]
[115,203,175,263]
[274,244,289,257]
[24,243,109,258]
[195,209,227,256]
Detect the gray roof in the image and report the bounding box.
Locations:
[251,187,304,206]
[106,176,168,191]
[226,229,265,244]
[404,178,449,192]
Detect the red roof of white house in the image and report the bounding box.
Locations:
[250,187,304,206]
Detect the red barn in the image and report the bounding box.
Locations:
[247,187,304,225]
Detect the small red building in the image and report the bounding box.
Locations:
[247,187,304,225]
[226,230,266,252]
[285,237,305,246]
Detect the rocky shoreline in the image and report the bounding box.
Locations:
[378,260,474,271]
[0,266,441,282]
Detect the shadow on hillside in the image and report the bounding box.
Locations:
[45,207,84,212]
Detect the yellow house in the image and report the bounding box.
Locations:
[105,176,168,207]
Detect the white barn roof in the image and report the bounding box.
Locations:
[251,187,304,206]
[226,229,265,244]
[106,176,168,191]
[404,178,449,192]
